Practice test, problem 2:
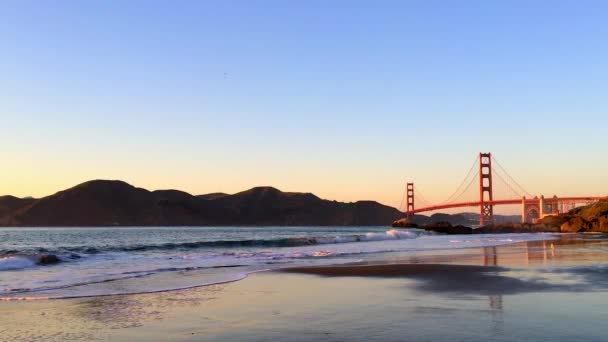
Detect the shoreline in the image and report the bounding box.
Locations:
[1,231,564,301]
[2,234,608,341]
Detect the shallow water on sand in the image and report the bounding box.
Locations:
[0,227,554,299]
[1,235,608,341]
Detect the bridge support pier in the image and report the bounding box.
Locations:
[539,195,545,219]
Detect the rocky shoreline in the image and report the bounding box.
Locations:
[392,199,608,234]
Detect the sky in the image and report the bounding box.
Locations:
[2,0,608,212]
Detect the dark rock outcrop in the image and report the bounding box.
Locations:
[549,199,608,233]
[423,222,473,234]
[37,254,61,265]
[402,201,608,235]
[391,218,418,228]
[398,212,522,227]
[421,221,561,235]
[474,223,560,234]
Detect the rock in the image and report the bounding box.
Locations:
[557,199,608,233]
[474,223,560,234]
[600,216,608,232]
[538,215,570,227]
[424,222,472,234]
[37,254,61,265]
[561,217,590,232]
[391,218,418,228]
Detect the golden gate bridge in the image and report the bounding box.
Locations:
[401,153,607,225]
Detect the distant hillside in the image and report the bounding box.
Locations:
[197,192,230,200]
[1,181,237,226]
[0,180,403,226]
[0,196,37,224]
[210,186,404,225]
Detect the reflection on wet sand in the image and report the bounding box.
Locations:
[0,285,226,342]
[75,284,226,327]
[384,234,608,269]
[483,246,504,334]
[285,235,608,297]
[2,234,608,342]
[506,235,608,267]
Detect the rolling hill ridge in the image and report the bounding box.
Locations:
[0,180,403,226]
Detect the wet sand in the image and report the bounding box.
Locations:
[2,234,608,342]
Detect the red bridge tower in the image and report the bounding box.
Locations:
[479,153,494,225]
[406,182,415,218]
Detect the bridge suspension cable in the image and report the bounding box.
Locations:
[401,152,608,224]
[414,187,433,208]
[401,153,537,216]
[398,186,407,211]
[493,170,526,199]
[491,156,532,198]
[447,171,480,204]
[439,155,480,204]
[398,183,434,211]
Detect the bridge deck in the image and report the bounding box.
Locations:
[408,196,607,214]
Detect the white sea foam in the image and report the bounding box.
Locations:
[364,229,416,241]
[0,256,36,271]
[0,227,558,300]
[309,229,418,244]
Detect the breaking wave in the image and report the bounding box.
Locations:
[1,229,423,256]
[0,254,63,271]
[0,226,558,300]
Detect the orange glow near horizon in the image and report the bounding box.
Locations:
[3,157,607,217]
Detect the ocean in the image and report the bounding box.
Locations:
[0,227,554,300]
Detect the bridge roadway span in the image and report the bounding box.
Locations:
[407,196,608,215]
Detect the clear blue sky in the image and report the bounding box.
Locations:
[2,1,607,211]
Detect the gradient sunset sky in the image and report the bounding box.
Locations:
[2,1,607,211]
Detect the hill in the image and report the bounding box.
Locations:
[0,196,37,225]
[0,180,403,226]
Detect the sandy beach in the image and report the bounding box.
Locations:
[2,234,608,342]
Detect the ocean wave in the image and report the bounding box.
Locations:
[0,229,423,256]
[101,229,420,255]
[0,269,260,301]
[0,254,63,271]
[0,230,559,300]
[0,256,37,271]
[1,262,269,299]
